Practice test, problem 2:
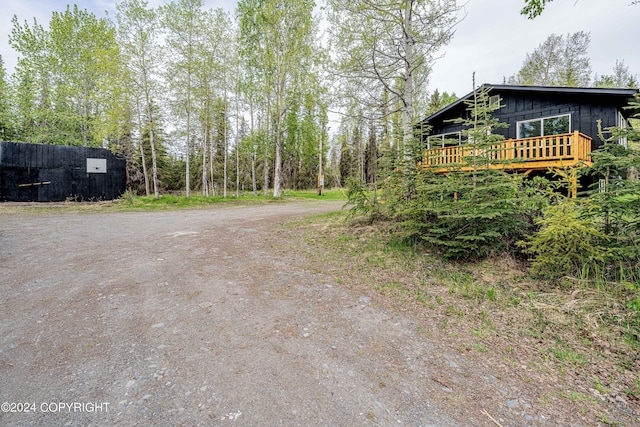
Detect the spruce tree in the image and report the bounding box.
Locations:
[401,78,525,259]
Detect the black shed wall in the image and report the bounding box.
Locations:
[0,142,126,202]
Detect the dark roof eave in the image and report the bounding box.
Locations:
[420,84,640,125]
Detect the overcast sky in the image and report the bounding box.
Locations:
[1,0,639,100]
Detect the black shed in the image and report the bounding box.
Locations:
[0,142,126,202]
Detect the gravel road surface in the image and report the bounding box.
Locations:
[1,201,542,426]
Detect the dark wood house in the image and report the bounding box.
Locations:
[0,141,126,202]
[418,84,639,175]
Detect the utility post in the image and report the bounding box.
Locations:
[318,123,325,195]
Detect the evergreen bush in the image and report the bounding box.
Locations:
[518,200,609,280]
[399,169,526,260]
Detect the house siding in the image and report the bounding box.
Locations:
[423,87,632,151]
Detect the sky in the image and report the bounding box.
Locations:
[1,0,639,101]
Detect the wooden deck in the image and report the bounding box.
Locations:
[422,131,593,174]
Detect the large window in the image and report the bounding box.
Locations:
[427,131,461,149]
[517,114,571,139]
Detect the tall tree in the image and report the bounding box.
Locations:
[328,0,459,182]
[512,32,591,87]
[9,16,49,143]
[116,0,163,198]
[594,60,638,89]
[364,118,377,185]
[237,16,266,196]
[192,7,230,196]
[238,0,271,196]
[162,0,205,198]
[0,56,15,141]
[48,5,119,146]
[426,89,457,116]
[9,6,119,146]
[238,0,316,197]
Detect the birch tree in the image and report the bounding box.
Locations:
[594,60,638,89]
[193,7,228,196]
[238,57,264,196]
[218,12,236,198]
[512,32,592,87]
[238,0,315,197]
[238,0,270,195]
[0,56,15,141]
[116,0,162,198]
[9,6,119,146]
[162,0,205,198]
[327,0,459,181]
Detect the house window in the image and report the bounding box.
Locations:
[489,95,501,109]
[616,111,628,148]
[517,114,571,139]
[427,131,461,149]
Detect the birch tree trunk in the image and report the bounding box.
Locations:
[328,0,459,190]
[402,1,415,180]
[223,90,228,198]
[273,81,284,198]
[145,87,159,199]
[250,98,258,196]
[135,96,150,195]
[263,97,271,196]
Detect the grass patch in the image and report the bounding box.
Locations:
[284,210,640,425]
[116,193,270,210]
[281,188,348,201]
[551,342,587,367]
[0,188,348,215]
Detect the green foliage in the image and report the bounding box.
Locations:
[450,85,509,151]
[583,142,640,282]
[594,60,638,89]
[510,31,592,87]
[393,84,527,260]
[514,96,640,283]
[400,169,526,260]
[426,89,457,116]
[520,0,554,19]
[519,200,609,279]
[344,177,382,223]
[9,5,120,146]
[0,56,16,141]
[389,86,639,286]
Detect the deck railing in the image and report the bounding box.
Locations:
[422,131,593,173]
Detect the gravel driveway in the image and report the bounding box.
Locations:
[1,201,535,426]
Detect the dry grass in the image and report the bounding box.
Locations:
[286,210,640,425]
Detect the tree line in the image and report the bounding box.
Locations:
[506,31,638,88]
[0,1,637,200]
[0,0,326,198]
[0,0,465,198]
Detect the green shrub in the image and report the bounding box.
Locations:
[344,177,382,223]
[398,169,527,260]
[518,200,609,280]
